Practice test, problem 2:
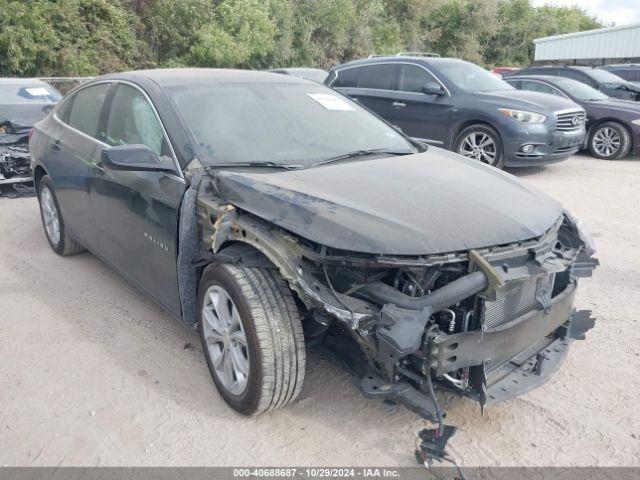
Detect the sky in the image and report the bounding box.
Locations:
[532,0,640,26]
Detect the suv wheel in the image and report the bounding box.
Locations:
[454,124,504,168]
[37,175,85,256]
[589,122,631,160]
[198,263,305,415]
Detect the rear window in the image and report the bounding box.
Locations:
[332,67,362,88]
[0,83,61,103]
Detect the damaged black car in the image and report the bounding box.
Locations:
[0,78,61,196]
[30,70,598,426]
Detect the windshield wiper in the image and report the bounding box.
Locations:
[311,148,412,168]
[204,161,303,170]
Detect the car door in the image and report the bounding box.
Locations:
[384,63,451,144]
[90,82,186,316]
[45,82,112,250]
[331,64,395,120]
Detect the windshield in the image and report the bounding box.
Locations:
[167,82,415,168]
[437,62,514,92]
[584,68,626,84]
[554,77,609,101]
[0,82,61,103]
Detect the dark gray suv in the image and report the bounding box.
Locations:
[326,56,586,168]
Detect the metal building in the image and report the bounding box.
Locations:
[534,23,640,65]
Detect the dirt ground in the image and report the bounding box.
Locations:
[1,153,639,467]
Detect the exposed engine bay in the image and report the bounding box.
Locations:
[189,159,598,467]
[0,119,34,198]
[195,187,599,423]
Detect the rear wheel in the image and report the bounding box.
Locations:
[589,122,631,160]
[454,124,504,168]
[37,175,85,256]
[198,263,305,415]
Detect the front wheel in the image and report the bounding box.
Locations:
[198,263,305,415]
[589,122,631,160]
[454,124,504,169]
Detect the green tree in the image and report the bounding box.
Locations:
[188,0,278,68]
[0,0,141,76]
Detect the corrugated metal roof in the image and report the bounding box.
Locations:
[534,23,640,61]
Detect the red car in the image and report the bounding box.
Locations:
[492,67,521,77]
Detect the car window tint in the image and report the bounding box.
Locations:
[67,83,110,139]
[55,97,73,123]
[357,64,395,90]
[560,69,595,86]
[104,84,166,157]
[398,65,439,93]
[521,80,562,96]
[332,67,362,88]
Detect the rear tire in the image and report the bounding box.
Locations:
[453,124,505,169]
[588,122,631,160]
[37,175,85,256]
[198,263,305,415]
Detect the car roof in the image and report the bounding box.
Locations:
[524,65,592,70]
[97,68,316,87]
[0,78,52,86]
[601,63,640,68]
[270,67,328,74]
[506,75,563,82]
[332,56,467,69]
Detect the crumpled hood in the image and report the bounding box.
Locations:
[211,148,562,255]
[475,89,579,112]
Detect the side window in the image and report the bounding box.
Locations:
[508,80,522,89]
[357,64,395,90]
[562,69,596,87]
[55,97,73,123]
[66,83,111,139]
[332,67,362,88]
[397,64,440,93]
[521,80,563,96]
[104,84,167,157]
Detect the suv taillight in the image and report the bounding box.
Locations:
[28,128,35,143]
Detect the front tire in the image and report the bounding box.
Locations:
[589,122,631,160]
[198,263,305,415]
[37,175,85,256]
[454,124,505,169]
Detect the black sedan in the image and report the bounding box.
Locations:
[29,69,597,426]
[506,75,640,160]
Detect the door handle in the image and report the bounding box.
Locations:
[392,101,406,108]
[50,140,61,152]
[91,161,105,173]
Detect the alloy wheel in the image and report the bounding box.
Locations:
[458,132,498,165]
[592,127,621,157]
[40,186,61,246]
[201,285,250,395]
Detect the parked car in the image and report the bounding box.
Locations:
[491,66,520,77]
[0,78,62,196]
[506,75,640,160]
[268,67,328,83]
[599,64,640,87]
[30,69,598,427]
[325,56,586,168]
[513,65,640,101]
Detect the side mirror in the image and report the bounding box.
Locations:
[422,83,445,95]
[101,144,176,173]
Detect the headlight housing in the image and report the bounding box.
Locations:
[498,108,547,124]
[564,211,596,254]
